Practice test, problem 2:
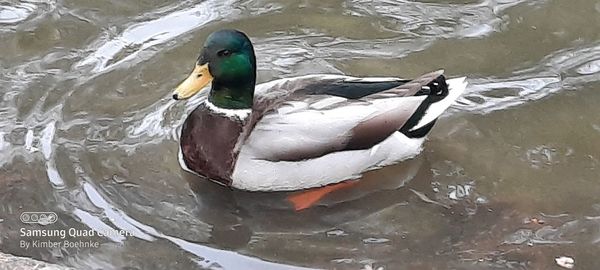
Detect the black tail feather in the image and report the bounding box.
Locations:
[414,75,449,99]
[399,75,449,138]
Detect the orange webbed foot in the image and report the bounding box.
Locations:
[287,180,359,211]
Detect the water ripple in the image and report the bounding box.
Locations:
[75,0,229,74]
[0,3,36,24]
[0,0,57,29]
[80,181,314,269]
[455,42,600,113]
[348,0,533,38]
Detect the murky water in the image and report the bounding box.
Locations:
[1,0,600,269]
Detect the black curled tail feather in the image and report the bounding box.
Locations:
[399,74,449,138]
[414,74,449,99]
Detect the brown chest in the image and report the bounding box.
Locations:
[179,104,245,185]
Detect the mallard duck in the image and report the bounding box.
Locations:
[173,29,467,191]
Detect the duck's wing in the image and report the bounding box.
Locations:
[251,70,444,113]
[242,71,466,162]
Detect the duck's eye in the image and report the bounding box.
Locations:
[217,50,232,57]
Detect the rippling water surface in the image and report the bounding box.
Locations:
[1,0,600,269]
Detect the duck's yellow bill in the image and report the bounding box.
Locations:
[173,63,213,100]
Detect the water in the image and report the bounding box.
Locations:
[1,0,600,269]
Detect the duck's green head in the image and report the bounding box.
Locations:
[173,29,256,109]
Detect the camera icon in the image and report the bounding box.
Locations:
[20,212,58,225]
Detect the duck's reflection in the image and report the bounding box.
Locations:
[185,155,433,224]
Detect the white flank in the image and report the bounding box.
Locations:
[204,100,251,120]
[231,132,425,191]
[410,77,468,131]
